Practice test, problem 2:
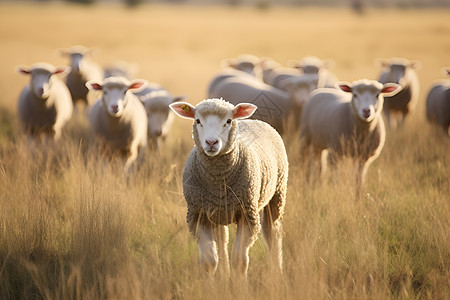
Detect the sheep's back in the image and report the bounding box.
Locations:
[302,88,353,149]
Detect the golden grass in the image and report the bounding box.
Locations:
[0,3,449,299]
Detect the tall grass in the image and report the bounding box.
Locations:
[0,3,449,299]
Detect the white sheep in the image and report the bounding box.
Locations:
[139,89,185,149]
[299,79,400,191]
[17,62,73,142]
[221,54,261,77]
[86,76,148,175]
[376,57,420,129]
[170,99,288,277]
[289,55,338,88]
[59,45,103,108]
[208,73,316,134]
[426,68,450,136]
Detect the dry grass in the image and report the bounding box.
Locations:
[0,3,449,299]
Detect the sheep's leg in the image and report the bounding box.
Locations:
[215,225,230,276]
[231,217,255,278]
[124,143,139,175]
[356,160,370,199]
[198,223,219,274]
[261,204,283,273]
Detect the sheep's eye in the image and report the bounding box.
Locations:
[227,119,232,124]
[196,119,201,124]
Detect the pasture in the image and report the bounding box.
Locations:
[0,3,449,299]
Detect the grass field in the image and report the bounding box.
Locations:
[0,3,449,299]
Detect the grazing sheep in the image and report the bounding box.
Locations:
[376,57,420,129]
[17,62,73,142]
[170,99,288,277]
[140,89,185,149]
[300,79,400,191]
[86,77,148,175]
[289,56,338,88]
[59,45,103,108]
[221,54,261,77]
[426,68,450,136]
[209,73,314,134]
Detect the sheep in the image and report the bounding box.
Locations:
[208,73,316,134]
[86,76,148,175]
[299,79,400,192]
[207,68,256,98]
[139,89,186,149]
[59,45,103,108]
[221,54,261,77]
[426,68,450,136]
[169,98,288,277]
[289,55,338,88]
[376,57,420,129]
[17,62,73,142]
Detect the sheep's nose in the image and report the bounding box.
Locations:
[111,105,119,113]
[362,108,371,117]
[38,88,44,95]
[153,129,162,137]
[206,139,218,146]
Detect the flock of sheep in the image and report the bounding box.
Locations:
[15,46,450,278]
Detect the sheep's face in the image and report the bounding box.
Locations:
[285,74,319,108]
[143,94,185,138]
[68,53,89,74]
[339,81,401,123]
[86,78,146,118]
[18,65,70,100]
[195,113,234,156]
[386,63,407,85]
[169,99,257,157]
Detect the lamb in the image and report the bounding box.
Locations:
[426,68,450,136]
[299,79,400,192]
[59,45,103,108]
[86,76,148,175]
[17,62,73,142]
[208,74,315,134]
[289,55,338,88]
[139,89,185,149]
[376,57,420,129]
[169,98,288,277]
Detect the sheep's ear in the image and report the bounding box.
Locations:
[322,59,334,69]
[232,103,257,120]
[375,58,390,68]
[57,48,70,57]
[86,81,102,91]
[221,58,236,69]
[169,102,196,119]
[17,66,31,75]
[286,59,301,68]
[408,60,421,70]
[128,80,147,92]
[53,66,71,77]
[381,83,401,96]
[171,95,187,103]
[337,82,353,93]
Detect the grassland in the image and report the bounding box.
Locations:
[0,3,449,299]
